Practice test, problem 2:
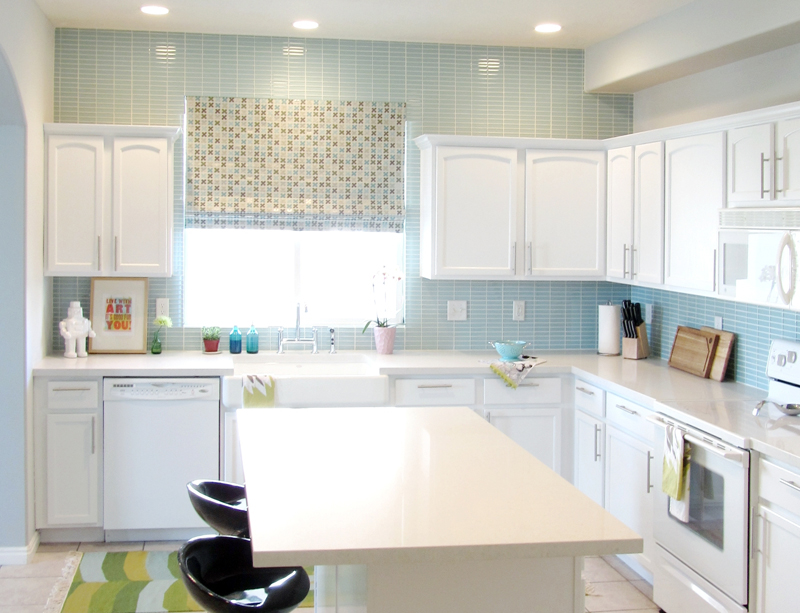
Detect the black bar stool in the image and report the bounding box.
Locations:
[187,479,249,537]
[178,534,310,613]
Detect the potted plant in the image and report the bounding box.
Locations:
[202,326,221,353]
[362,266,403,354]
[151,315,172,354]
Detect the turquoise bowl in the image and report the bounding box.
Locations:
[489,340,530,361]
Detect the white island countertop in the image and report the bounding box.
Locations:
[238,405,641,567]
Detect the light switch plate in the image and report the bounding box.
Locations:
[645,304,653,324]
[512,300,525,321]
[447,300,467,321]
[714,316,723,329]
[156,298,169,318]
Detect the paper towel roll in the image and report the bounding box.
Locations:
[598,304,621,356]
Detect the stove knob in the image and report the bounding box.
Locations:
[789,351,797,364]
[778,354,787,367]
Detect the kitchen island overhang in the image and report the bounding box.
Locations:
[238,406,641,613]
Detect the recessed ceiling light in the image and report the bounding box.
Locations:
[141,5,169,16]
[293,20,319,30]
[535,23,562,33]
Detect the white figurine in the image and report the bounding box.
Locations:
[59,301,96,358]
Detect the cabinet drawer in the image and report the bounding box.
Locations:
[46,381,99,410]
[574,380,604,416]
[606,392,653,443]
[395,378,476,406]
[484,377,561,405]
[759,459,800,517]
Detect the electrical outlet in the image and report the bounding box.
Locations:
[447,300,467,321]
[714,316,723,329]
[156,298,170,318]
[645,304,653,324]
[512,300,525,321]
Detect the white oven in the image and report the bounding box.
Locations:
[649,413,750,613]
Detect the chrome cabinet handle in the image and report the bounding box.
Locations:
[417,384,453,389]
[780,478,800,493]
[631,247,637,279]
[761,152,771,198]
[91,415,96,454]
[518,382,539,388]
[646,450,653,493]
[616,403,639,416]
[485,411,491,423]
[622,244,629,278]
[52,387,92,392]
[526,242,532,275]
[594,424,601,461]
[97,236,102,271]
[576,386,594,396]
[775,155,784,194]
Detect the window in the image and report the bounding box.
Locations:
[184,229,404,327]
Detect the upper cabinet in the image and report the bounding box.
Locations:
[45,124,180,277]
[728,119,800,206]
[606,146,633,280]
[664,132,725,292]
[416,136,606,280]
[525,150,606,278]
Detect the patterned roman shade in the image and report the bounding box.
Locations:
[186,97,405,232]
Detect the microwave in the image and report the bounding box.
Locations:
[718,229,799,306]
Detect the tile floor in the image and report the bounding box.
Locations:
[0,543,660,613]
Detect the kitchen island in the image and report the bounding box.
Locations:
[238,405,641,613]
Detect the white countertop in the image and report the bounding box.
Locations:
[238,405,642,567]
[33,352,234,377]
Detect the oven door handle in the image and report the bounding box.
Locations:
[646,414,747,463]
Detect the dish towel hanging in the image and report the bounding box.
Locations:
[488,358,547,389]
[662,424,691,522]
[243,375,275,408]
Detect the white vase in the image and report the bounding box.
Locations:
[373,327,396,355]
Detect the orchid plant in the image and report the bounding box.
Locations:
[362,266,404,333]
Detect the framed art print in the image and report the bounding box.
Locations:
[88,277,149,353]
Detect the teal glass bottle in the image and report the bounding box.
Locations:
[246,325,259,354]
[229,326,242,354]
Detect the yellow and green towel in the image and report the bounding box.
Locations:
[243,374,275,407]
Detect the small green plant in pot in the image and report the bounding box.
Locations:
[202,326,221,353]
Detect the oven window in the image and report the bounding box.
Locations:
[684,464,725,549]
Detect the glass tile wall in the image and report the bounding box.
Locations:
[51,28,634,354]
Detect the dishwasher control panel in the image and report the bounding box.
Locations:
[103,378,220,401]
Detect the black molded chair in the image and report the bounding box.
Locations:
[178,535,310,613]
[187,480,249,537]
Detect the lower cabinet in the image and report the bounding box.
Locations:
[484,407,562,474]
[605,423,655,576]
[574,409,604,507]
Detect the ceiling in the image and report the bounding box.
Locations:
[34,0,696,48]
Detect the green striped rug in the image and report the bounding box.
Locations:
[61,551,314,613]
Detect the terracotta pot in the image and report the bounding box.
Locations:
[203,339,220,353]
[373,327,396,355]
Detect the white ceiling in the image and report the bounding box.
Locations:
[34,0,695,48]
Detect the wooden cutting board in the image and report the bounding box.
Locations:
[701,326,735,382]
[668,326,720,378]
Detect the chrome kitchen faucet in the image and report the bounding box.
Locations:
[277,303,318,353]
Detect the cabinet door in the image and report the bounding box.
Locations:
[485,408,561,475]
[606,147,633,280]
[46,135,105,275]
[432,147,519,279]
[113,137,172,276]
[664,132,724,291]
[574,410,604,507]
[728,124,773,203]
[223,411,244,484]
[605,424,655,573]
[525,150,606,277]
[633,142,664,284]
[776,118,800,201]
[45,412,100,525]
[752,505,800,613]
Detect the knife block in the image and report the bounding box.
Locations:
[623,323,650,360]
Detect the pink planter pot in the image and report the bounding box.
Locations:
[373,327,396,355]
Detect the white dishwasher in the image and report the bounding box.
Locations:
[103,378,220,535]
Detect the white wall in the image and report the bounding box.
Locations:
[634,41,800,131]
[0,0,53,556]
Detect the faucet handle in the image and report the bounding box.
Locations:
[311,327,318,354]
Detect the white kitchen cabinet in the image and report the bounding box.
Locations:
[606,143,664,284]
[420,145,519,279]
[605,423,655,576]
[776,117,800,201]
[574,409,604,507]
[525,150,606,277]
[484,407,562,474]
[45,124,179,277]
[664,132,725,292]
[34,378,102,529]
[606,146,633,280]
